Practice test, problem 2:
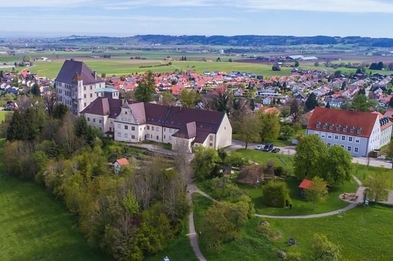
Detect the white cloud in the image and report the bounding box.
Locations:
[2,0,95,7]
[4,0,393,13]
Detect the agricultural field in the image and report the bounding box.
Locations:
[0,139,109,261]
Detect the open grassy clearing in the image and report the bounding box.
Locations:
[0,138,109,261]
[0,111,12,122]
[266,205,393,261]
[193,190,393,261]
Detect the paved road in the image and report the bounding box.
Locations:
[228,140,393,169]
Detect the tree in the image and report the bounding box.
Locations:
[178,89,199,108]
[366,171,392,202]
[322,145,352,187]
[388,96,393,108]
[134,71,155,102]
[311,234,341,261]
[258,111,280,143]
[350,94,371,112]
[236,113,259,149]
[305,93,318,111]
[280,125,295,141]
[160,91,176,106]
[294,60,299,67]
[213,89,230,113]
[294,135,328,180]
[314,61,319,67]
[30,83,40,96]
[290,99,300,122]
[305,177,328,210]
[204,200,249,247]
[262,180,291,208]
[192,147,219,181]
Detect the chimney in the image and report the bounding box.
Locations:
[93,71,97,80]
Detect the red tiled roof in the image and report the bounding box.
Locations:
[298,179,313,189]
[307,107,378,138]
[116,158,129,166]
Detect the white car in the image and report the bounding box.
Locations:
[255,145,263,150]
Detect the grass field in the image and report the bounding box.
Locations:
[193,191,393,261]
[0,138,110,261]
[0,111,11,122]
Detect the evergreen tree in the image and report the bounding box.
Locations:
[305,93,318,111]
[134,71,155,102]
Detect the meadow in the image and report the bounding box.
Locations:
[193,189,393,261]
[0,139,110,261]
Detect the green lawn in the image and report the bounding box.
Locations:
[231,149,294,168]
[266,205,393,261]
[0,138,109,261]
[239,177,357,216]
[193,192,393,261]
[0,111,11,122]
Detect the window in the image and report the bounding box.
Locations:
[93,118,96,123]
[321,133,326,138]
[164,135,166,139]
[349,137,353,142]
[341,145,344,148]
[125,111,127,115]
[125,125,128,130]
[90,94,93,98]
[83,86,86,91]
[327,143,331,146]
[124,133,128,139]
[99,120,102,123]
[90,86,92,90]
[132,126,135,131]
[117,124,121,129]
[84,94,86,98]
[156,136,159,140]
[117,132,121,137]
[210,136,213,141]
[152,126,154,131]
[354,147,359,153]
[328,135,332,139]
[334,135,339,140]
[132,135,135,139]
[355,139,360,143]
[156,127,159,132]
[341,136,345,141]
[164,128,166,131]
[84,103,86,107]
[209,143,213,146]
[87,117,90,121]
[147,126,150,130]
[169,136,172,140]
[347,146,352,152]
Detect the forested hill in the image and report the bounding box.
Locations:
[60,35,393,47]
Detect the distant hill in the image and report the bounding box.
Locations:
[59,34,393,47]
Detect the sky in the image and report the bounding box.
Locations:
[2,0,393,38]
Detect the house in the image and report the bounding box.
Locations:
[55,59,105,115]
[306,107,386,157]
[114,102,232,152]
[82,99,232,152]
[80,96,122,136]
[113,158,129,174]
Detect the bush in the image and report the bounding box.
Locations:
[262,180,291,208]
[256,224,282,241]
[274,166,285,176]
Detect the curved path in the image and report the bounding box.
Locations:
[186,177,364,260]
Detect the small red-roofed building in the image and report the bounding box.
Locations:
[113,158,129,174]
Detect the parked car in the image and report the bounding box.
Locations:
[255,145,263,150]
[271,148,281,153]
[263,143,273,152]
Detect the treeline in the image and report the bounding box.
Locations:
[60,35,393,47]
[1,98,190,261]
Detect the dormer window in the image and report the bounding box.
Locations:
[350,127,355,134]
[357,128,362,134]
[343,126,348,132]
[329,124,334,130]
[323,123,328,129]
[316,122,321,128]
[336,125,341,131]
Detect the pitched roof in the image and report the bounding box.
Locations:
[80,97,122,118]
[298,179,313,189]
[307,107,378,138]
[116,158,129,166]
[55,59,104,85]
